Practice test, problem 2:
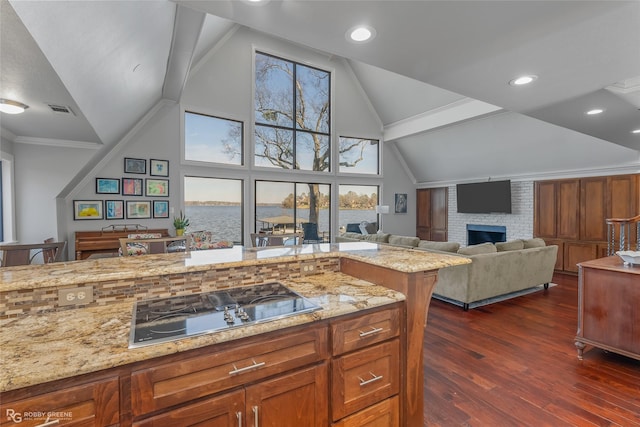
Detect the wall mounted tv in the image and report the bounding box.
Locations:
[456,180,512,214]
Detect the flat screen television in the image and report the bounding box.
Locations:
[456,180,512,213]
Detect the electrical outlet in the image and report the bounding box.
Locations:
[58,286,94,307]
[300,262,316,275]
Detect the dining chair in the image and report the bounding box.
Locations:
[250,232,302,247]
[0,241,67,267]
[119,235,191,256]
[301,223,322,243]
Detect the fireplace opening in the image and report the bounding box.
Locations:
[467,224,506,246]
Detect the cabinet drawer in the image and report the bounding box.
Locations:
[331,307,400,355]
[332,396,399,427]
[0,378,119,427]
[331,339,399,421]
[131,325,328,416]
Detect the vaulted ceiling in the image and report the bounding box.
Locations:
[2,0,639,185]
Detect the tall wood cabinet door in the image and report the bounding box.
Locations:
[430,187,448,242]
[557,179,580,240]
[245,363,328,427]
[416,189,431,240]
[534,181,557,238]
[609,174,639,218]
[580,177,607,241]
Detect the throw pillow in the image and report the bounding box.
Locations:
[417,241,461,253]
[388,235,420,247]
[523,238,546,248]
[457,242,497,255]
[495,240,524,252]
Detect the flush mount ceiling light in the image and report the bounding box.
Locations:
[632,129,640,134]
[0,99,29,114]
[585,108,605,115]
[509,75,538,86]
[346,25,376,43]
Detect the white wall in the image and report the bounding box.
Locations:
[14,143,94,245]
[448,181,534,245]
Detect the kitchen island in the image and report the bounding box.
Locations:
[1,242,469,426]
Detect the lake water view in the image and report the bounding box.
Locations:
[185,205,377,243]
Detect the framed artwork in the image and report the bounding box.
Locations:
[146,178,169,197]
[395,193,408,214]
[122,178,143,196]
[150,159,169,177]
[153,200,169,218]
[73,200,103,220]
[126,200,151,219]
[105,200,124,220]
[96,178,120,194]
[124,157,146,174]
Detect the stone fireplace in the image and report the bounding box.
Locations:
[467,224,506,245]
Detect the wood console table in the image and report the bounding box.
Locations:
[575,256,640,361]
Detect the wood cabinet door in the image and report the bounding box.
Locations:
[557,179,580,240]
[580,177,607,242]
[564,242,598,273]
[416,189,431,240]
[133,389,244,427]
[608,174,639,218]
[430,187,448,241]
[0,378,119,427]
[245,363,328,427]
[544,239,564,271]
[534,181,557,238]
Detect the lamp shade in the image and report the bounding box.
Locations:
[375,205,390,214]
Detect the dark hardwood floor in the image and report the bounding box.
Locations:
[424,273,640,426]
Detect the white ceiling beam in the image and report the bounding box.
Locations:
[383,98,503,142]
[162,5,206,102]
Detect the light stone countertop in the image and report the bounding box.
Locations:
[0,272,405,393]
[0,242,470,292]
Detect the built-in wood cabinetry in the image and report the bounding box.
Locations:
[416,187,448,241]
[1,305,404,427]
[534,174,639,273]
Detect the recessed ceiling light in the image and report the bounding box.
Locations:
[586,108,604,115]
[509,75,538,86]
[0,99,29,114]
[346,25,376,43]
[632,129,640,134]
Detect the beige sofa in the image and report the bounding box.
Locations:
[336,232,558,310]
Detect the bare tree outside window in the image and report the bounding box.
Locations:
[253,52,371,225]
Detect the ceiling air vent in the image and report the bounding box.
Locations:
[47,104,75,115]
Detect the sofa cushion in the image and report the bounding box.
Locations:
[457,242,497,255]
[341,232,365,240]
[388,235,420,247]
[495,239,525,252]
[417,240,461,253]
[363,233,390,243]
[345,223,362,233]
[523,238,546,248]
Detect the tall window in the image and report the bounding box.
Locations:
[256,181,330,241]
[184,177,243,243]
[338,185,378,233]
[184,112,243,165]
[0,161,3,242]
[254,52,330,172]
[339,137,380,175]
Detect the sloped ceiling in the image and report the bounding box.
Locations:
[1,0,639,186]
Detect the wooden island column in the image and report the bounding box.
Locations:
[341,258,439,427]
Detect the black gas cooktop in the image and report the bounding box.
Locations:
[129,282,321,348]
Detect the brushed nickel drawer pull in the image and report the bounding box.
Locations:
[358,371,384,387]
[359,326,384,338]
[253,405,259,427]
[229,359,266,375]
[236,411,242,427]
